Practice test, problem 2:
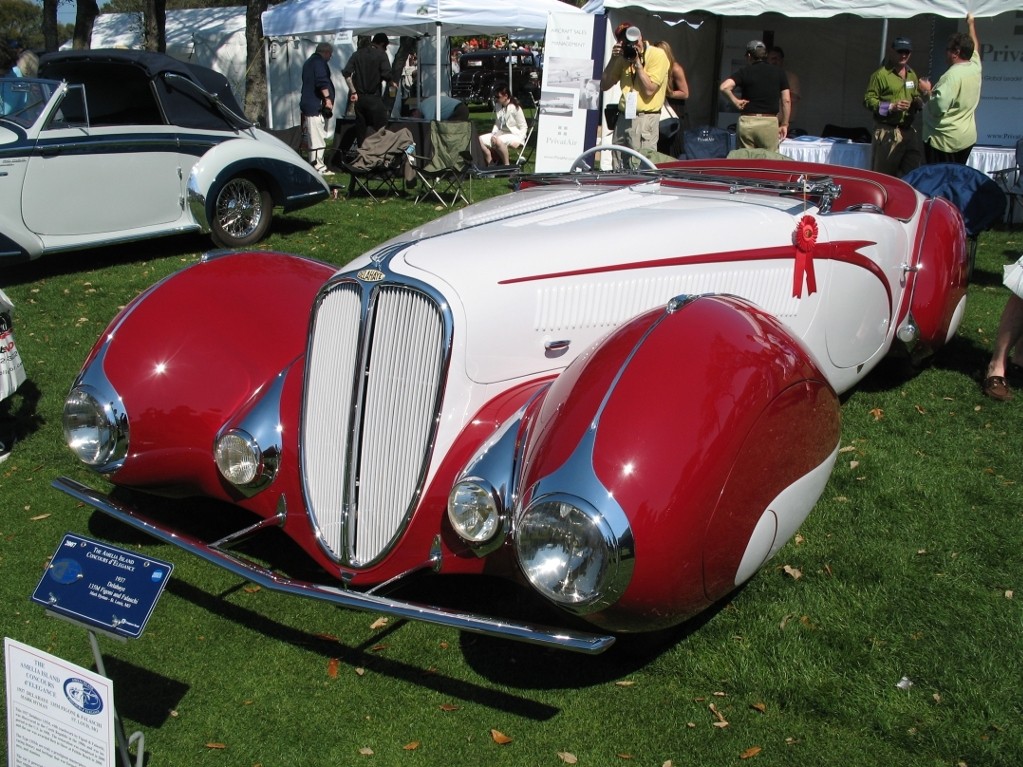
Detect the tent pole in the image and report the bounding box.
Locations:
[879,18,889,63]
[264,37,275,129]
[435,21,443,120]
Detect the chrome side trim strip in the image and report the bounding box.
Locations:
[53,476,615,655]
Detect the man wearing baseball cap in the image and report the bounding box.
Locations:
[863,36,924,177]
[342,33,397,143]
[719,40,791,152]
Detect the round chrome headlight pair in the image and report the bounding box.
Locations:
[514,495,625,611]
[63,386,128,470]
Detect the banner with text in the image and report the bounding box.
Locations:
[535,12,602,173]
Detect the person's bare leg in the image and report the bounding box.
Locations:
[494,139,510,165]
[984,294,1023,400]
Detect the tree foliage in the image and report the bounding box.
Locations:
[0,0,46,51]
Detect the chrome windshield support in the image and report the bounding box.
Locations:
[52,477,615,655]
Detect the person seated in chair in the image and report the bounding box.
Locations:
[414,95,470,121]
[478,83,527,166]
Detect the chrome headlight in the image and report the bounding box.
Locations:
[215,429,277,492]
[447,480,501,544]
[63,385,128,470]
[514,495,619,610]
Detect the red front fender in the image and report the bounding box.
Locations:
[91,251,334,489]
[518,295,841,632]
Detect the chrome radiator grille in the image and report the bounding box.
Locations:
[303,279,446,567]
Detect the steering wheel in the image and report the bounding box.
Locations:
[569,144,658,173]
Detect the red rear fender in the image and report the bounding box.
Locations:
[905,197,969,351]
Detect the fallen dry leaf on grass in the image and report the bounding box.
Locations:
[370,617,389,630]
[204,743,226,750]
[326,658,339,678]
[914,404,926,415]
[750,702,767,714]
[403,741,420,751]
[740,746,762,759]
[615,680,636,687]
[869,407,884,421]
[490,729,513,745]
[439,703,460,712]
[358,746,374,756]
[558,752,578,764]
[30,514,50,521]
[783,565,802,580]
[709,703,729,728]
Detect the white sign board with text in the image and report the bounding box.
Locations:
[5,638,115,767]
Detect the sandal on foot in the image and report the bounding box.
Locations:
[983,375,1013,402]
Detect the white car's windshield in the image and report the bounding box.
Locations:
[0,78,58,128]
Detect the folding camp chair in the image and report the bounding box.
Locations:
[903,163,1007,277]
[991,137,1023,227]
[413,121,474,207]
[332,126,414,201]
[513,92,538,168]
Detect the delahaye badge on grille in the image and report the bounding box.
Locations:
[357,268,385,282]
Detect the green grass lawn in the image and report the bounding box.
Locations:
[1,184,1021,767]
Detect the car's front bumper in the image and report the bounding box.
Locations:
[53,476,615,654]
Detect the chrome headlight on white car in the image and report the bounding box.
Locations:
[63,385,129,470]
[514,494,629,611]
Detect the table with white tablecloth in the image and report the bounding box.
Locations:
[777,138,1014,180]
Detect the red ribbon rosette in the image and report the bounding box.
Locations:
[792,214,818,298]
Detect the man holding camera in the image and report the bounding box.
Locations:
[720,40,790,153]
[301,42,336,175]
[600,24,669,162]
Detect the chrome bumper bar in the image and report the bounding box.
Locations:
[53,477,615,655]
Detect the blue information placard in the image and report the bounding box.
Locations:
[31,533,174,639]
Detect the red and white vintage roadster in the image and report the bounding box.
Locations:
[56,158,968,653]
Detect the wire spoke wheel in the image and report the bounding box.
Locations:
[211,175,272,248]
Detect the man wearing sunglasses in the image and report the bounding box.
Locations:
[863,36,924,177]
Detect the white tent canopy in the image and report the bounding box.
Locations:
[262,0,584,121]
[262,0,583,38]
[584,1,1021,144]
[581,0,1013,19]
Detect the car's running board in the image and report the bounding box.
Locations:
[52,477,615,655]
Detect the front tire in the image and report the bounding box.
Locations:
[210,175,272,248]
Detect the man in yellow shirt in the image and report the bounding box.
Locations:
[601,23,669,161]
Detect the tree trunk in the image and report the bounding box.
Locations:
[42,0,59,52]
[243,0,269,126]
[72,0,100,50]
[143,0,166,52]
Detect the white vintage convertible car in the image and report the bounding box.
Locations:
[55,157,968,653]
[0,50,329,264]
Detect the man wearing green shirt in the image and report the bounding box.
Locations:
[863,36,924,177]
[919,14,981,165]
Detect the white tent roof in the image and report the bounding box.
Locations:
[262,0,584,39]
[581,0,1014,18]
